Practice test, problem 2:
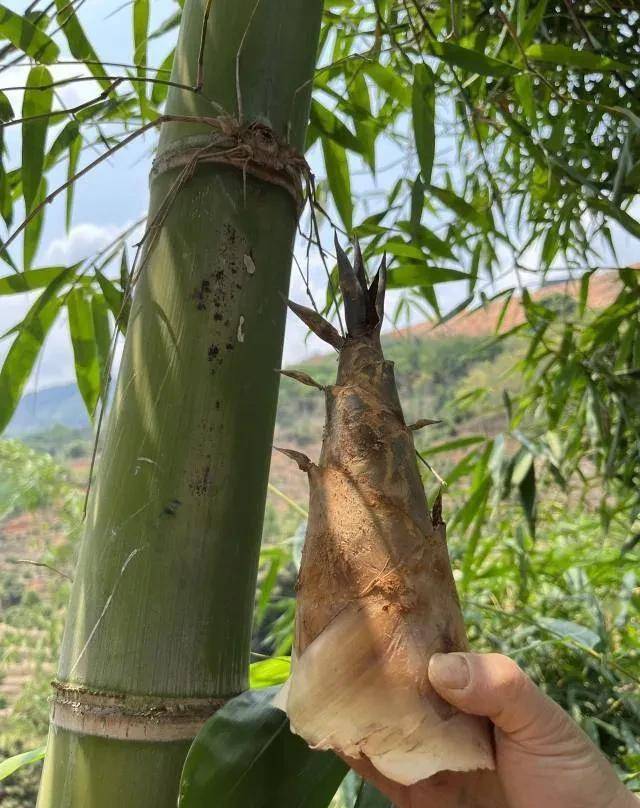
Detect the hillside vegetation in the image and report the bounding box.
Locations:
[1,282,639,803]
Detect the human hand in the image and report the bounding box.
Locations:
[427,652,639,808]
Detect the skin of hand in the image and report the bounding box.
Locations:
[346,652,639,808]
[426,652,640,808]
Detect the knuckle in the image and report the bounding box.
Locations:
[496,657,528,703]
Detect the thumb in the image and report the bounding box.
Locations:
[428,652,570,740]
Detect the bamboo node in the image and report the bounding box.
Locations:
[50,681,231,742]
[151,116,310,212]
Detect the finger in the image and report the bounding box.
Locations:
[428,652,569,740]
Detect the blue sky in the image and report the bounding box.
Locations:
[2,0,639,392]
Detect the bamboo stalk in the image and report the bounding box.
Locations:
[37,2,322,805]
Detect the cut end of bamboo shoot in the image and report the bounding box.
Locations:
[274,603,494,785]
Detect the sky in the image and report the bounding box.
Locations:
[1,0,639,394]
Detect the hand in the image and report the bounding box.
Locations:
[428,652,639,808]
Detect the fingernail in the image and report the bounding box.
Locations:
[429,652,470,690]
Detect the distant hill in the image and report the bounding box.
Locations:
[7,384,89,437]
[6,271,620,438]
[402,270,621,341]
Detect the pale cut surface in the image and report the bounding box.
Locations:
[274,603,494,785]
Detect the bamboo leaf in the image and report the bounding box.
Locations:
[0,266,70,294]
[430,41,519,77]
[91,293,111,399]
[0,89,13,122]
[397,221,456,259]
[525,43,633,73]
[151,48,175,106]
[378,239,426,262]
[22,65,53,214]
[120,248,130,294]
[0,287,66,433]
[364,63,411,106]
[45,120,79,169]
[133,0,150,68]
[349,71,376,171]
[178,688,347,808]
[428,184,493,231]
[0,745,46,781]
[249,657,291,689]
[537,618,600,650]
[518,459,537,537]
[322,138,352,231]
[0,4,59,63]
[412,64,436,184]
[311,100,363,153]
[66,133,81,230]
[24,177,47,269]
[425,435,486,455]
[587,197,640,241]
[67,287,101,418]
[255,556,281,625]
[54,0,110,90]
[96,268,129,333]
[514,74,536,125]
[518,0,549,46]
[387,264,470,288]
[410,176,424,232]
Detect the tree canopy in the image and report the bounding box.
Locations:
[0,0,638,553]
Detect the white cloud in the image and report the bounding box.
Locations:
[1,63,99,121]
[44,221,124,265]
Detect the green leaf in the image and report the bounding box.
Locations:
[412,63,436,184]
[0,273,70,432]
[120,248,130,294]
[133,0,150,68]
[24,177,47,269]
[96,269,129,333]
[349,71,376,171]
[0,90,14,123]
[91,293,110,399]
[54,0,110,90]
[587,197,640,241]
[425,435,486,455]
[518,458,536,537]
[410,176,424,232]
[0,4,59,63]
[525,43,633,72]
[322,138,352,231]
[364,63,411,106]
[45,120,80,169]
[518,0,549,46]
[151,48,175,106]
[537,618,600,650]
[0,745,46,781]
[310,100,363,153]
[428,184,493,231]
[0,266,70,295]
[67,288,100,417]
[378,239,426,262]
[66,133,81,230]
[249,657,291,689]
[514,74,535,125]
[178,688,347,808]
[397,221,456,260]
[430,40,519,77]
[387,264,470,288]
[22,65,53,214]
[355,782,393,807]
